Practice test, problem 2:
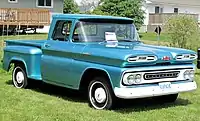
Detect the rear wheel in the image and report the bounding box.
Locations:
[154,94,178,103]
[12,63,28,88]
[88,77,115,110]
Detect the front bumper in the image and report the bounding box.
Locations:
[114,81,197,99]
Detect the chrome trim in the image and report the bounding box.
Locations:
[114,81,197,99]
[176,54,197,61]
[144,71,180,80]
[127,55,157,63]
[120,65,195,87]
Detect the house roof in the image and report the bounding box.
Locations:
[52,14,133,21]
[148,0,200,6]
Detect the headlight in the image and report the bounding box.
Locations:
[135,74,142,83]
[184,70,195,80]
[127,75,135,84]
[184,70,190,80]
[189,70,195,79]
[123,73,142,85]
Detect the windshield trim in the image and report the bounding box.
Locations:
[72,20,140,43]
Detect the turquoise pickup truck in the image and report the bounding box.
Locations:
[2,14,198,110]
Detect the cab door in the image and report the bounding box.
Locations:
[41,20,77,87]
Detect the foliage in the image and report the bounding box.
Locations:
[90,8,110,15]
[165,15,200,50]
[91,0,145,30]
[63,0,80,14]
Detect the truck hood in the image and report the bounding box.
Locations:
[81,42,196,67]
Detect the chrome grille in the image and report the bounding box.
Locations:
[144,71,180,80]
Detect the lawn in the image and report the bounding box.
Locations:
[140,32,170,42]
[0,34,200,121]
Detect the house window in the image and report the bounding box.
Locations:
[160,8,163,13]
[8,0,18,3]
[155,6,163,14]
[155,6,160,14]
[37,0,53,8]
[174,8,179,13]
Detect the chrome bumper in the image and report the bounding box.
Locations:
[114,81,197,99]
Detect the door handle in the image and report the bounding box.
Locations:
[44,44,50,48]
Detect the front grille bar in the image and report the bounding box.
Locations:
[144,71,180,80]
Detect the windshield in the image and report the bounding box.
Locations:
[72,20,140,42]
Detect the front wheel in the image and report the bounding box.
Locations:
[12,64,28,88]
[88,77,115,110]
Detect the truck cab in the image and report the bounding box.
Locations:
[3,14,198,110]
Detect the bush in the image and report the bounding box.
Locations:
[165,15,200,51]
[91,0,145,30]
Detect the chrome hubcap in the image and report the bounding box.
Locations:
[16,71,24,84]
[94,87,106,103]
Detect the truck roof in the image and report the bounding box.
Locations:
[52,14,133,21]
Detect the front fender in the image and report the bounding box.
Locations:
[70,60,123,90]
[80,67,115,89]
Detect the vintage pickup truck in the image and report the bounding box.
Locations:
[2,14,198,110]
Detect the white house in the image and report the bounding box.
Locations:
[141,0,200,32]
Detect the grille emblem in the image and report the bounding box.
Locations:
[162,56,170,61]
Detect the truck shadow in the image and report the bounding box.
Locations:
[6,80,88,103]
[114,98,191,113]
[6,80,191,112]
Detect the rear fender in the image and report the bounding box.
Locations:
[4,57,28,75]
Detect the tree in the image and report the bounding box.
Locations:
[165,15,200,50]
[63,0,80,14]
[91,0,145,29]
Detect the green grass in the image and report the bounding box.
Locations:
[0,34,200,121]
[140,32,170,41]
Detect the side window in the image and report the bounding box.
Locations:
[52,20,72,41]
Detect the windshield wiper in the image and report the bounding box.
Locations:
[119,39,139,42]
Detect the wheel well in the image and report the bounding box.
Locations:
[9,60,25,71]
[79,68,112,92]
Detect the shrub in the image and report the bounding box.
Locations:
[165,15,200,51]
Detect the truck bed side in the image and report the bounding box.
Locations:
[3,40,46,80]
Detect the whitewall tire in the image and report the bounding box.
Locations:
[12,64,28,88]
[88,77,115,110]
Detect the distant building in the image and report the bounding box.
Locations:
[0,0,64,33]
[0,0,64,17]
[78,2,98,12]
[141,0,200,32]
[79,5,96,12]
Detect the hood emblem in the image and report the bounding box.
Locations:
[162,56,171,61]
